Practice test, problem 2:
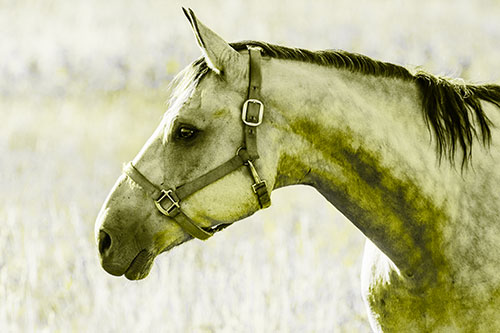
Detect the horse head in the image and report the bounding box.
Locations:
[95,9,281,280]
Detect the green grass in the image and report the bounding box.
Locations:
[2,0,500,331]
[0,91,368,331]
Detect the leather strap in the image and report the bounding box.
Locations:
[244,47,263,160]
[123,163,162,199]
[175,154,245,200]
[123,47,271,240]
[160,202,214,240]
[242,46,270,209]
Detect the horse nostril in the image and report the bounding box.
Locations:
[98,230,112,256]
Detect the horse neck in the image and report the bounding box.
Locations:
[264,59,459,279]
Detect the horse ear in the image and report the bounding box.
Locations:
[183,8,243,75]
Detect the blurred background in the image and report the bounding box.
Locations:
[1,0,500,331]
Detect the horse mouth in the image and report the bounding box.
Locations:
[124,249,154,280]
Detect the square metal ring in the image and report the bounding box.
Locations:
[155,189,179,216]
[241,99,264,127]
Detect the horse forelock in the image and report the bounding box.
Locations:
[165,57,209,116]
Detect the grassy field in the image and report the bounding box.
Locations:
[0,92,367,332]
[2,0,500,331]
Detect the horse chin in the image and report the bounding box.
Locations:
[124,249,155,280]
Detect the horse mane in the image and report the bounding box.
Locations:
[187,40,500,166]
[413,73,499,167]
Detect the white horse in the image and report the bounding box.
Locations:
[95,9,500,331]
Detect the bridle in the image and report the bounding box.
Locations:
[123,46,271,240]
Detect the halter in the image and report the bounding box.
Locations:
[123,46,271,240]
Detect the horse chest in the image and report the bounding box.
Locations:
[362,241,500,332]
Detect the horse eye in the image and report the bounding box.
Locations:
[176,126,198,140]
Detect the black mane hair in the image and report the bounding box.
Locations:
[190,40,500,166]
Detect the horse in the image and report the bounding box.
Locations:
[95,8,500,332]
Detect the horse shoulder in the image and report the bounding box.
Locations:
[360,239,420,332]
[361,238,500,332]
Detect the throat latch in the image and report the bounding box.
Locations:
[247,159,270,208]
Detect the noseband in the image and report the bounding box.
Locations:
[124,46,271,240]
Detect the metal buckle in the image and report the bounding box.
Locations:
[252,180,267,194]
[241,99,264,127]
[154,189,179,216]
[245,159,267,194]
